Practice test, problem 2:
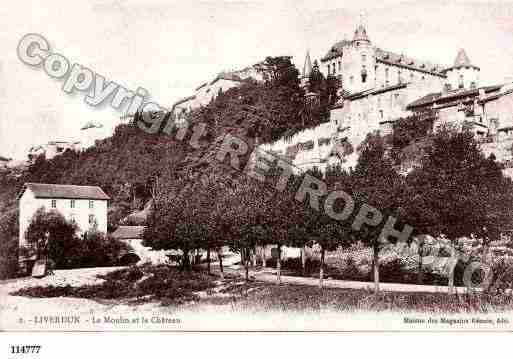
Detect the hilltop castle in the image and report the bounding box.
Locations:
[261,18,513,174]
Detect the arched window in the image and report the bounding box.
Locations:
[362,54,366,62]
[338,61,342,71]
[327,64,331,74]
[459,74,464,89]
[385,68,389,85]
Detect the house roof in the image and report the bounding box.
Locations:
[111,226,145,240]
[407,84,502,109]
[21,183,110,200]
[209,72,244,85]
[347,82,408,100]
[173,95,196,107]
[375,48,445,76]
[331,83,408,109]
[353,24,370,42]
[443,48,480,72]
[195,82,208,91]
[321,39,352,62]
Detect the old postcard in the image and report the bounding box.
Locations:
[2,0,513,333]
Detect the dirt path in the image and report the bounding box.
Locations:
[251,269,478,294]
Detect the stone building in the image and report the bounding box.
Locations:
[80,120,106,149]
[28,141,81,163]
[18,183,110,248]
[263,18,513,173]
[172,65,264,120]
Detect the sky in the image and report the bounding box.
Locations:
[2,0,513,160]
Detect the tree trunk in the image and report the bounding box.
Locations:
[217,247,224,280]
[277,245,282,284]
[301,246,307,276]
[182,250,191,271]
[417,242,424,285]
[207,248,211,274]
[244,249,249,282]
[319,247,325,288]
[252,246,257,268]
[448,256,456,295]
[373,246,380,294]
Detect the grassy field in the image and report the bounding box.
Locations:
[10,265,513,313]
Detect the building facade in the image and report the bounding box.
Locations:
[28,141,81,163]
[262,19,513,174]
[18,183,110,247]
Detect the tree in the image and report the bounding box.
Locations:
[24,208,79,269]
[351,133,409,293]
[0,210,20,279]
[143,181,203,270]
[405,127,513,293]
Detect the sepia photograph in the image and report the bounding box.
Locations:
[2,0,513,337]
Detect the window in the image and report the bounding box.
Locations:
[89,215,96,225]
[69,214,76,224]
[379,110,384,119]
[470,81,477,89]
[350,76,354,84]
[89,200,94,209]
[51,199,56,208]
[459,74,464,89]
[410,72,414,81]
[362,54,366,62]
[338,61,342,71]
[398,70,403,84]
[327,64,331,74]
[70,199,75,209]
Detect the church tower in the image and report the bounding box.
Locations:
[343,13,376,94]
[443,49,480,91]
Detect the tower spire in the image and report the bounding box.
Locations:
[353,10,370,43]
[359,10,366,27]
[302,50,313,78]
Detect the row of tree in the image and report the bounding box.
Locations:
[143,125,513,293]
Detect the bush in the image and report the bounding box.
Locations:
[485,258,513,294]
[24,208,130,269]
[78,231,131,268]
[0,210,20,279]
[13,265,217,305]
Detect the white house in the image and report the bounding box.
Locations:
[18,183,110,247]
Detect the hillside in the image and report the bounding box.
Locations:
[0,56,334,232]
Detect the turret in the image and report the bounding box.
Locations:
[443,49,480,91]
[345,15,375,94]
